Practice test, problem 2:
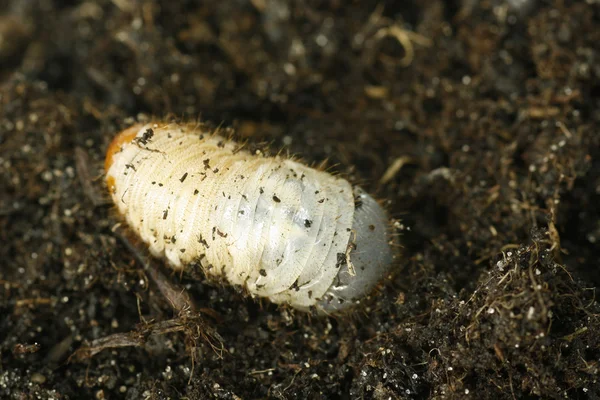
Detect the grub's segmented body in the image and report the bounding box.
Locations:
[105,122,394,313]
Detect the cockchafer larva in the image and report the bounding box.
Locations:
[105,122,395,314]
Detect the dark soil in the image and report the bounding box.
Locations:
[1,0,599,399]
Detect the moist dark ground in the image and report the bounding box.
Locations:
[1,0,599,399]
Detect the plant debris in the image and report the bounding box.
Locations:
[1,0,599,398]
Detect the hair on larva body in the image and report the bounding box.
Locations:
[105,122,394,313]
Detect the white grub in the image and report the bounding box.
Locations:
[105,122,394,313]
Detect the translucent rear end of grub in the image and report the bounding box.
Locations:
[105,122,395,313]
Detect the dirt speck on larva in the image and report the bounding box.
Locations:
[1,1,600,399]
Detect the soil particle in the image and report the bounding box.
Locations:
[1,0,599,398]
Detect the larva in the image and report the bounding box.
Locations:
[105,122,394,313]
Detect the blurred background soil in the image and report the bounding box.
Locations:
[1,0,599,398]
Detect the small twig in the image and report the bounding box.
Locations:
[75,147,111,207]
[379,156,413,185]
[373,25,432,67]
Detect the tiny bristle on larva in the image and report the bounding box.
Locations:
[105,122,395,314]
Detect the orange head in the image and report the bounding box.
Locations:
[105,124,144,192]
[105,124,144,172]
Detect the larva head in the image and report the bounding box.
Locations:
[317,187,394,313]
[105,124,145,191]
[105,124,145,172]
